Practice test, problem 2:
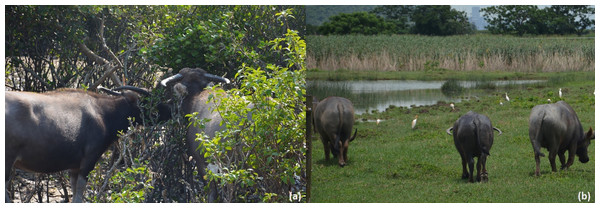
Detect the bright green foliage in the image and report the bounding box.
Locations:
[107,163,153,203]
[146,6,305,76]
[190,30,305,202]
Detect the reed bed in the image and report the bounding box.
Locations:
[307,34,595,72]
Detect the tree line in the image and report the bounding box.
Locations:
[308,5,594,36]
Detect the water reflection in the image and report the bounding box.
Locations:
[307,79,544,115]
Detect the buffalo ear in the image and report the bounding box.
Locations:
[587,127,594,140]
[174,83,188,98]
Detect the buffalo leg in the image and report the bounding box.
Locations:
[563,144,577,170]
[337,138,345,167]
[534,154,541,176]
[467,157,475,183]
[320,136,330,161]
[558,149,567,169]
[460,154,468,179]
[5,156,15,203]
[69,170,81,202]
[479,156,488,182]
[208,181,217,202]
[475,157,481,182]
[548,147,559,172]
[72,174,87,203]
[342,143,348,166]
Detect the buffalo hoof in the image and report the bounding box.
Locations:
[461,173,469,179]
[480,173,488,183]
[339,163,346,167]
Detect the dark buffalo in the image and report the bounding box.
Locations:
[529,101,594,176]
[314,96,357,167]
[446,111,502,182]
[5,86,170,202]
[160,68,232,202]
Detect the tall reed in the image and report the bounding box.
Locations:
[307,34,595,72]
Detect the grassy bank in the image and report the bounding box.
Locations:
[307,34,595,72]
[309,72,594,202]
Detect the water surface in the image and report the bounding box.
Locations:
[307,79,544,115]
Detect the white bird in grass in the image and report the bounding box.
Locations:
[559,88,562,98]
[450,103,455,111]
[500,101,503,106]
[547,99,552,103]
[505,92,510,102]
[411,115,418,129]
[376,119,381,125]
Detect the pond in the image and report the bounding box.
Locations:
[307,79,545,115]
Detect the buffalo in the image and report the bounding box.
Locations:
[313,96,357,167]
[446,111,502,182]
[5,86,170,202]
[529,101,594,176]
[160,68,232,202]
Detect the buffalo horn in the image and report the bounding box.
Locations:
[160,74,183,87]
[204,73,231,84]
[446,127,453,135]
[113,86,151,96]
[98,86,123,96]
[493,127,503,135]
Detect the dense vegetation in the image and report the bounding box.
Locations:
[483,5,594,36]
[308,5,594,36]
[318,12,398,35]
[5,5,305,203]
[316,6,474,36]
[310,71,595,202]
[307,34,594,72]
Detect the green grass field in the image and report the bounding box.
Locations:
[309,71,594,202]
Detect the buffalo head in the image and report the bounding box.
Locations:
[576,127,594,163]
[160,68,230,98]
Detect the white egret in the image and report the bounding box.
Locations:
[505,92,510,102]
[411,115,418,129]
[376,119,381,125]
[450,103,455,111]
[559,88,562,98]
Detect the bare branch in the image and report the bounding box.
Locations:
[22,65,52,89]
[99,17,124,69]
[78,26,123,88]
[78,41,110,65]
[89,64,120,91]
